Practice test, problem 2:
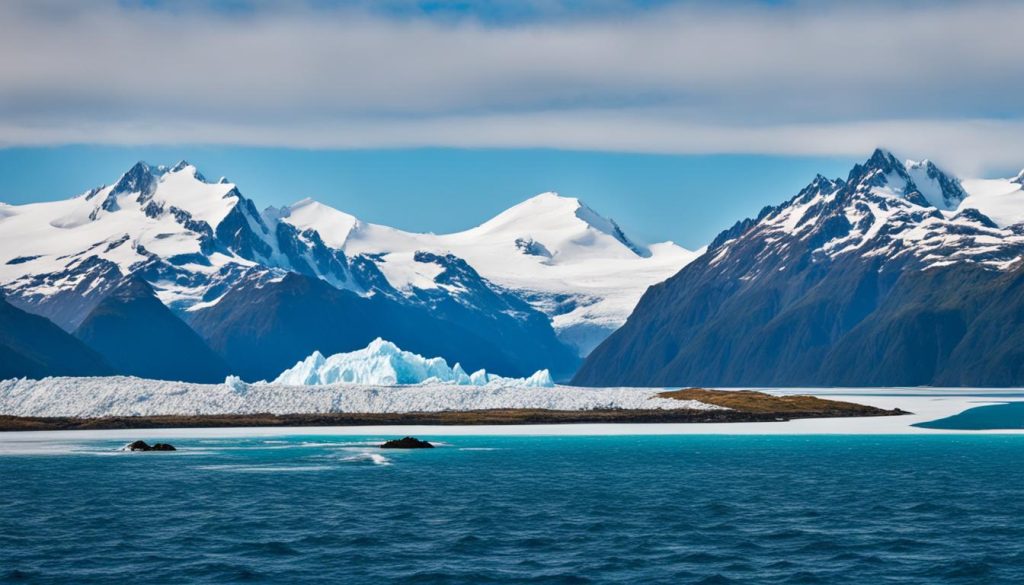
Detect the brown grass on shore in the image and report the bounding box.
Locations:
[658,388,900,416]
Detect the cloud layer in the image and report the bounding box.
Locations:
[2,0,1022,173]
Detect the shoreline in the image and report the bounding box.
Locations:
[0,403,904,432]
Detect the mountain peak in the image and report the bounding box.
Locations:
[126,160,151,174]
[472,192,648,257]
[799,174,844,200]
[522,191,580,208]
[103,161,159,208]
[904,157,933,169]
[277,197,359,249]
[168,160,209,183]
[844,149,913,198]
[903,157,966,210]
[867,147,902,169]
[111,161,155,193]
[842,149,966,210]
[479,192,582,227]
[851,148,904,181]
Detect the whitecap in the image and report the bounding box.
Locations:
[339,451,392,466]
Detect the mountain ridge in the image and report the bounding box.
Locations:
[574,149,1024,387]
[0,162,685,379]
[0,163,696,361]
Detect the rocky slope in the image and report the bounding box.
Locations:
[0,294,111,379]
[74,278,229,382]
[575,150,1024,387]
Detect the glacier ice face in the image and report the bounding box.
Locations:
[0,376,719,417]
[270,338,555,387]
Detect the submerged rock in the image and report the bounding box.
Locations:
[380,436,434,449]
[125,440,176,452]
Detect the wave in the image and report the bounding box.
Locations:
[339,451,392,466]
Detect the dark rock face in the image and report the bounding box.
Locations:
[380,437,434,449]
[74,277,229,383]
[515,237,552,258]
[111,161,158,201]
[214,195,273,261]
[0,295,112,379]
[274,222,353,286]
[575,150,1024,387]
[126,440,176,451]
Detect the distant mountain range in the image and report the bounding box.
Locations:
[0,162,693,382]
[6,152,1023,386]
[575,150,1024,387]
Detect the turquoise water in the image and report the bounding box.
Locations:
[2,434,1024,584]
[916,402,1024,430]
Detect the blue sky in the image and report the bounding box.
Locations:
[1,0,1022,246]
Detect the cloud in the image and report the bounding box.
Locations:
[1,0,1022,173]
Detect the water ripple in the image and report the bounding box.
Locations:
[2,435,1024,584]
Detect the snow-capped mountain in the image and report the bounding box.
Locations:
[575,149,1024,387]
[0,161,693,380]
[277,191,698,355]
[0,161,287,329]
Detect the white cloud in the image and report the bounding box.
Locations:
[1,0,1022,173]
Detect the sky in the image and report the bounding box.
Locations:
[1,0,1022,248]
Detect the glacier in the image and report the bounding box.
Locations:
[270,338,555,387]
[0,377,720,418]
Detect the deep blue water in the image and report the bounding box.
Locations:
[916,402,1024,430]
[2,434,1024,584]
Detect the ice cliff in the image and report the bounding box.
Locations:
[270,338,555,387]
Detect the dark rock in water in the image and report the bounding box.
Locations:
[125,440,176,452]
[126,440,150,451]
[380,436,434,449]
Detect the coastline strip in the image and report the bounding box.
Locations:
[0,403,903,432]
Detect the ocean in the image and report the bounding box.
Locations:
[2,433,1024,584]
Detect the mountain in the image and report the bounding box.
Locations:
[188,270,577,382]
[74,278,230,383]
[0,161,682,379]
[0,294,111,379]
[279,191,699,355]
[0,161,279,329]
[574,149,1024,387]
